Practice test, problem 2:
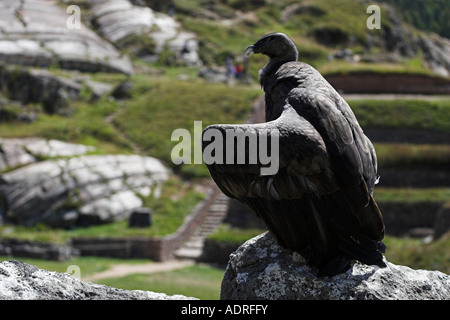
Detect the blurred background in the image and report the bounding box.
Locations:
[0,0,449,299]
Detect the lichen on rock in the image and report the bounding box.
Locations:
[221,231,450,300]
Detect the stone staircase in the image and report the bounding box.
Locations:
[174,192,229,260]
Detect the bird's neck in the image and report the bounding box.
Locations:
[259,52,297,89]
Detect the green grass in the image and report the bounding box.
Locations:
[0,98,132,155]
[384,233,450,274]
[374,188,450,203]
[114,76,260,178]
[173,0,443,78]
[0,224,69,244]
[97,264,224,300]
[318,60,434,77]
[349,99,450,132]
[374,143,450,169]
[208,224,265,244]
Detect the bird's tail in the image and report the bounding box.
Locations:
[305,192,387,277]
[338,236,386,268]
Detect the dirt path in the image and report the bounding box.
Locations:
[83,259,195,282]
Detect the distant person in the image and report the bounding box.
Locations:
[235,63,243,79]
[169,2,175,17]
[226,56,236,78]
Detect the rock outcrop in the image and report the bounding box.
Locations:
[0,0,133,74]
[0,138,94,172]
[0,65,114,115]
[89,0,202,67]
[221,232,450,300]
[0,139,168,228]
[0,260,195,300]
[321,4,450,78]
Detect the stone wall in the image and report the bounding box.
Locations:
[45,186,219,261]
[224,196,449,239]
[0,184,219,262]
[378,202,442,237]
[71,237,163,260]
[325,72,450,94]
[0,239,76,261]
[199,238,240,265]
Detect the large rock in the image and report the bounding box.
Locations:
[89,0,202,66]
[419,34,450,78]
[0,65,114,115]
[0,138,94,172]
[0,0,133,74]
[221,232,450,300]
[0,260,195,300]
[0,140,169,228]
[0,65,82,115]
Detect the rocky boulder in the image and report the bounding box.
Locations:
[89,0,202,66]
[0,139,168,228]
[0,0,133,74]
[0,64,114,116]
[0,260,195,300]
[0,138,94,172]
[0,65,82,115]
[221,232,450,300]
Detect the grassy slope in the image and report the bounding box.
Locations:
[175,0,443,78]
[113,75,260,177]
[0,97,132,155]
[349,99,450,133]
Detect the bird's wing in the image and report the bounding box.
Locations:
[203,101,385,273]
[268,65,384,240]
[267,64,376,198]
[202,106,347,262]
[202,105,339,202]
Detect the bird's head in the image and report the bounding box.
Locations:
[245,33,299,88]
[245,32,298,62]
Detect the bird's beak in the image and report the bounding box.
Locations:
[245,45,255,57]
